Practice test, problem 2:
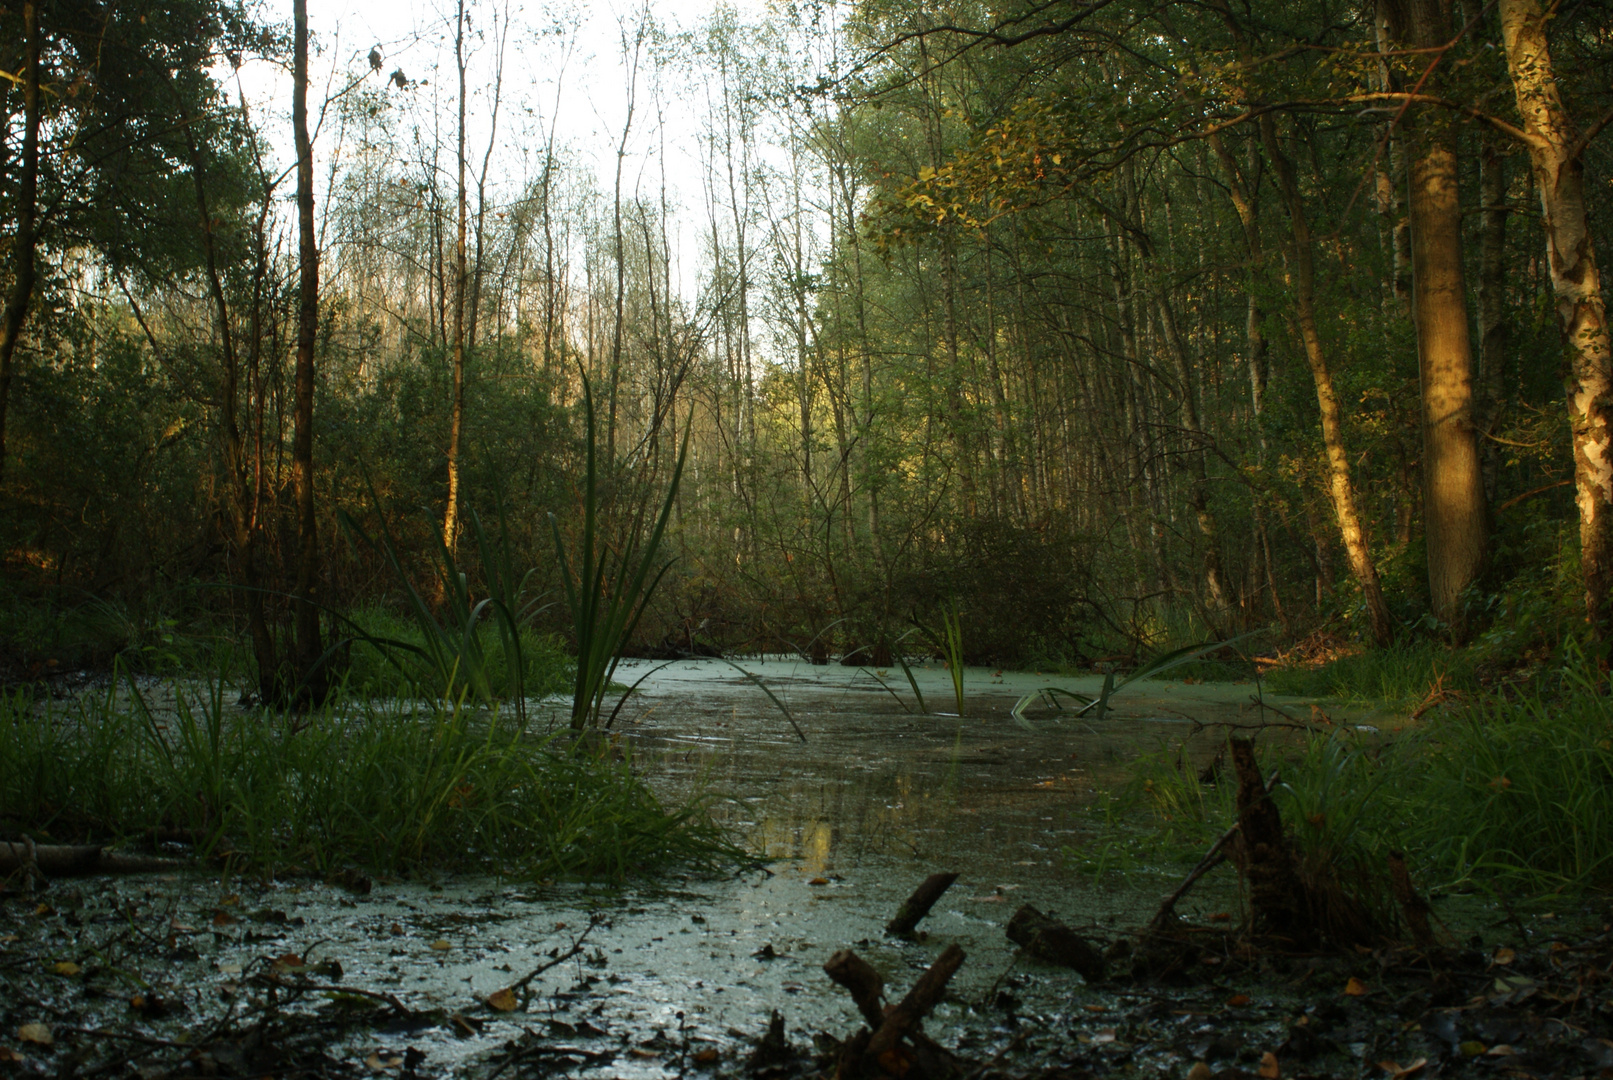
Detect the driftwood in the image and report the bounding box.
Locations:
[1230,737,1312,945]
[1,839,186,882]
[1005,905,1106,981]
[886,872,958,936]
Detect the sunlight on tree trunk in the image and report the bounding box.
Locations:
[1499,0,1613,642]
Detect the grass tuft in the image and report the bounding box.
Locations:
[0,666,740,881]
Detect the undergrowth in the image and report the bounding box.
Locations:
[0,666,739,882]
[1085,651,1613,900]
[339,606,573,701]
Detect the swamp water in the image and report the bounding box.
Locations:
[2,662,1382,1077]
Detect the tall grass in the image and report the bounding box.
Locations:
[553,376,688,730]
[1102,652,1613,899]
[0,667,739,880]
[340,494,549,715]
[1262,640,1478,706]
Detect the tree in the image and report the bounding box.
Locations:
[1378,0,1489,630]
[291,0,324,700]
[1497,0,1613,643]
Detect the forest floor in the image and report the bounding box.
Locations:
[3,660,1608,1079]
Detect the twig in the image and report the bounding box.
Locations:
[508,914,600,995]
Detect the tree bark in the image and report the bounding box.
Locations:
[1382,0,1489,631]
[1260,116,1397,645]
[0,1,41,488]
[291,0,324,702]
[1498,0,1613,641]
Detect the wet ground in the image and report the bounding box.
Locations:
[4,661,1610,1079]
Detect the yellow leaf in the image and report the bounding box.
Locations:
[50,961,80,977]
[1258,1050,1280,1078]
[1492,947,1515,965]
[1225,994,1251,1007]
[1343,977,1368,997]
[17,1023,51,1046]
[430,939,452,951]
[487,988,519,1012]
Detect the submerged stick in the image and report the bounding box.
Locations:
[887,872,959,936]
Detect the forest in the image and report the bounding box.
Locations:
[3,0,1613,1075]
[0,0,1607,685]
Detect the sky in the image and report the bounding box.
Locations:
[232,0,795,305]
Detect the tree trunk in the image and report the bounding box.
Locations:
[1499,0,1613,641]
[1475,141,1510,503]
[1260,117,1397,645]
[291,0,324,702]
[1382,0,1489,631]
[0,1,41,488]
[442,0,469,562]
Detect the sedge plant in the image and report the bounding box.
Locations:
[553,374,688,730]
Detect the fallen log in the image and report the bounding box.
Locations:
[1,840,187,881]
[886,872,959,936]
[1005,905,1106,981]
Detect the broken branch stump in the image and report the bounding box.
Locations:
[824,949,886,1028]
[886,872,958,936]
[864,943,965,1062]
[1005,905,1106,981]
[1388,851,1436,951]
[1230,736,1312,945]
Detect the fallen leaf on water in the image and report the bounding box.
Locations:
[429,940,452,951]
[1485,1045,1514,1057]
[1492,947,1515,965]
[33,904,53,917]
[486,988,519,1012]
[365,1051,403,1071]
[1209,912,1231,922]
[271,953,305,974]
[1458,1040,1486,1057]
[1377,1058,1426,1080]
[1343,977,1368,997]
[212,910,237,927]
[0,934,18,944]
[50,961,80,977]
[389,923,404,936]
[17,1025,50,1046]
[807,877,829,886]
[218,963,242,975]
[220,893,241,906]
[0,1047,22,1062]
[1258,1050,1280,1078]
[1226,994,1251,1007]
[1186,1064,1213,1080]
[693,1048,720,1064]
[629,1048,660,1059]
